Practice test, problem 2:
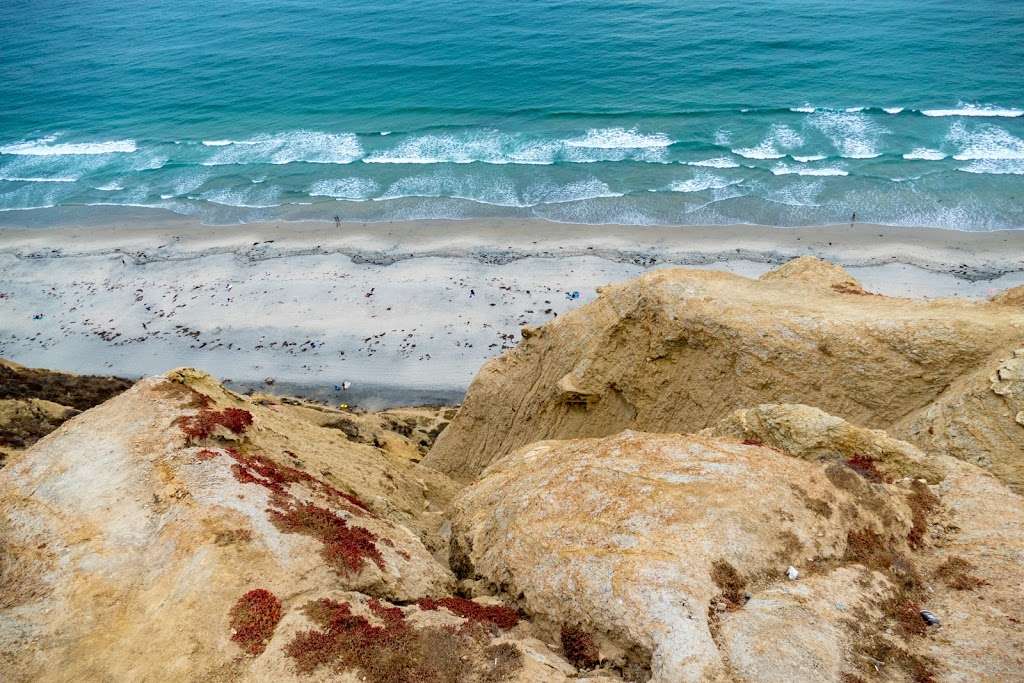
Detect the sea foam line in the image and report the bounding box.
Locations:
[922,104,1023,118]
[903,148,947,161]
[0,136,137,156]
[771,163,848,176]
[0,175,78,183]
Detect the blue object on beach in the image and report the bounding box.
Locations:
[566,291,581,301]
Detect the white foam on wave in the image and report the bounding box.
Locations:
[201,139,234,147]
[733,124,804,159]
[685,157,740,168]
[200,186,283,208]
[0,175,77,183]
[903,148,947,161]
[808,110,884,159]
[375,171,621,207]
[521,178,623,205]
[366,131,556,165]
[309,177,379,199]
[921,103,1023,118]
[844,107,866,113]
[0,204,58,212]
[94,181,125,191]
[668,171,741,193]
[957,159,1024,175]
[763,179,825,208]
[946,121,1024,160]
[791,154,827,163]
[164,169,210,196]
[377,172,521,206]
[883,107,904,114]
[771,163,848,176]
[790,105,816,113]
[367,129,672,165]
[564,127,673,149]
[0,135,137,156]
[202,131,363,165]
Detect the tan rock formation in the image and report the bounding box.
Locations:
[0,359,132,469]
[425,259,1024,489]
[451,407,1024,682]
[0,398,78,461]
[891,347,1024,491]
[0,370,573,682]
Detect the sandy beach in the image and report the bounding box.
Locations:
[2,214,1024,405]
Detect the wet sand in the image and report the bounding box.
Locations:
[2,216,1023,405]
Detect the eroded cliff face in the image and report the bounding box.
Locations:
[425,257,1024,490]
[3,258,1024,683]
[451,407,1024,682]
[0,370,584,683]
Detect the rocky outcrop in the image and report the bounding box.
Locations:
[0,359,132,468]
[451,407,1024,682]
[5,259,1024,682]
[425,259,1024,489]
[891,347,1024,491]
[0,398,78,451]
[0,358,132,410]
[0,369,582,682]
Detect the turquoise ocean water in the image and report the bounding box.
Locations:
[1,0,1022,229]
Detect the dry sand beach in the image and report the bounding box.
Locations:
[2,216,1024,405]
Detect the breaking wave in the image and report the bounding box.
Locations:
[0,136,137,156]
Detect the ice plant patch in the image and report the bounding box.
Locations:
[415,596,519,629]
[285,598,522,681]
[229,588,282,656]
[206,446,385,576]
[269,501,385,575]
[176,407,253,441]
[845,453,886,483]
[560,623,600,669]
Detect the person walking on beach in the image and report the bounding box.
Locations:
[334,215,341,230]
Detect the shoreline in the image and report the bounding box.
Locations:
[2,215,1023,405]
[3,212,1024,280]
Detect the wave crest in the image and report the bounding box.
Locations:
[202,132,363,165]
[922,103,1023,118]
[0,135,137,156]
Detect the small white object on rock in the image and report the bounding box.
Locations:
[786,566,799,580]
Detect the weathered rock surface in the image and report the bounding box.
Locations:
[6,258,1024,682]
[451,407,1024,682]
[426,259,1024,490]
[0,398,78,455]
[891,347,1024,491]
[0,359,132,469]
[0,370,577,682]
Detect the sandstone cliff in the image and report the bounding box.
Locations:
[4,258,1024,682]
[0,370,587,682]
[425,257,1024,491]
[451,405,1024,682]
